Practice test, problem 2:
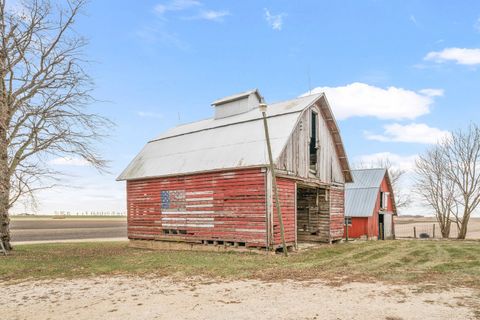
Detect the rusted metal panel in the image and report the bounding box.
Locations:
[127,168,268,247]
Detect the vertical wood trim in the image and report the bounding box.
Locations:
[266,168,273,248]
[294,182,298,247]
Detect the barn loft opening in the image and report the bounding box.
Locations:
[309,111,318,172]
[296,186,329,242]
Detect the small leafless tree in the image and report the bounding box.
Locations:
[415,124,480,239]
[354,158,411,209]
[443,124,480,239]
[0,0,111,251]
[415,149,455,238]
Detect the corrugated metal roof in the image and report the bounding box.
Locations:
[345,188,379,217]
[345,169,386,217]
[153,94,320,141]
[118,94,322,181]
[347,168,387,189]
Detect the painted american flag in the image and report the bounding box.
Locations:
[161,190,215,228]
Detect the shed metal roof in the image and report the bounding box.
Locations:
[118,93,352,182]
[347,168,387,189]
[345,168,387,217]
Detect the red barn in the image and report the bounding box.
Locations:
[118,89,353,251]
[344,168,397,240]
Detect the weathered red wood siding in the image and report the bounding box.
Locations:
[272,177,296,246]
[329,186,345,241]
[127,168,268,247]
[345,217,369,238]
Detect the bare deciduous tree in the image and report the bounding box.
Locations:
[415,124,480,239]
[0,0,111,251]
[415,149,455,238]
[443,124,480,239]
[354,158,411,209]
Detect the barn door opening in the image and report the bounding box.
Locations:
[378,213,385,240]
[296,186,329,242]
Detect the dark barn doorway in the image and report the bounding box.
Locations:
[378,213,385,240]
[296,186,329,242]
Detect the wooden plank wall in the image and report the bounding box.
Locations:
[317,189,331,242]
[329,185,345,241]
[127,168,268,247]
[276,103,345,184]
[271,177,296,246]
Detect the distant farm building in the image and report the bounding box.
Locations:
[344,168,397,240]
[118,89,352,251]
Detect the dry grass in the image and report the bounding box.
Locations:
[1,240,479,288]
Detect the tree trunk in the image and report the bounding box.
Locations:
[457,215,469,240]
[440,219,451,238]
[0,111,11,250]
[0,160,12,251]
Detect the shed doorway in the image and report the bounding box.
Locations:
[378,213,385,240]
[296,186,329,242]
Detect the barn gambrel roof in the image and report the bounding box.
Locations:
[345,168,396,217]
[118,93,352,182]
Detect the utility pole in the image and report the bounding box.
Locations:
[259,103,288,256]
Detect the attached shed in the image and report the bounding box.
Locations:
[344,168,397,240]
[118,89,353,250]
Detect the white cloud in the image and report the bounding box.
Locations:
[418,88,444,97]
[154,0,201,15]
[50,157,90,167]
[188,10,230,22]
[355,152,418,172]
[424,48,480,65]
[365,123,451,144]
[264,9,285,31]
[137,111,164,119]
[302,82,442,120]
[154,0,229,22]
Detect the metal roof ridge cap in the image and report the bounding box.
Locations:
[147,109,304,143]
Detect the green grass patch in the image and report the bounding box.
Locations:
[1,240,479,287]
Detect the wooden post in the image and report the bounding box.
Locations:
[379,223,383,240]
[414,226,417,239]
[345,219,349,242]
[392,217,396,240]
[260,103,288,256]
[433,224,436,238]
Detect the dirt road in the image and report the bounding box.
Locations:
[10,218,127,243]
[3,276,478,320]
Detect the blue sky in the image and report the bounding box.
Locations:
[14,0,480,214]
